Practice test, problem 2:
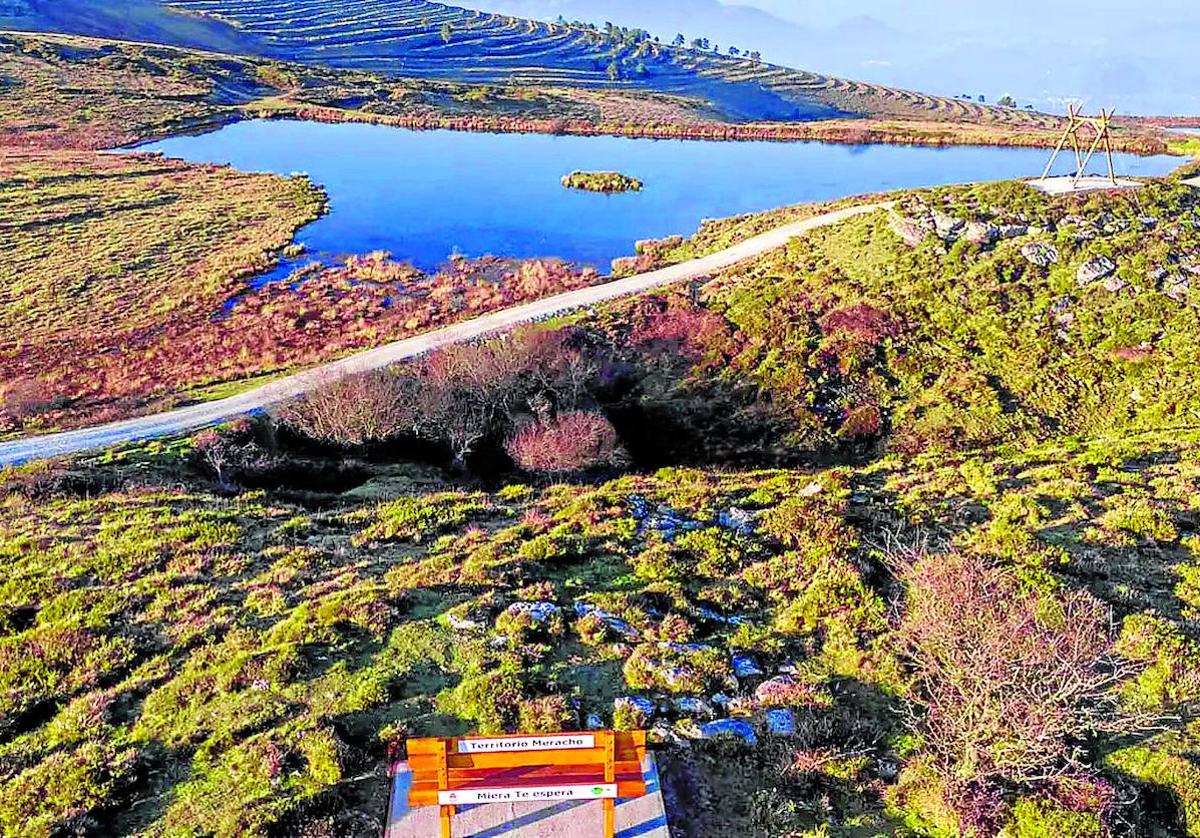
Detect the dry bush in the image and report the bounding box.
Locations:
[415,327,604,464]
[191,419,275,488]
[505,411,622,474]
[277,371,416,446]
[895,550,1138,786]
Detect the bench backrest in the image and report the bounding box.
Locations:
[406,730,648,837]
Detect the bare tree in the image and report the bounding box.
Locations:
[277,371,416,445]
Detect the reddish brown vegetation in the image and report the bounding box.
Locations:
[629,303,738,368]
[279,326,608,466]
[277,371,416,445]
[505,411,621,473]
[279,106,1171,155]
[895,549,1139,829]
[1,255,601,434]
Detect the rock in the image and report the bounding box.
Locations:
[1103,274,1128,293]
[997,223,1029,239]
[799,481,824,497]
[586,713,605,730]
[1077,256,1118,287]
[1048,296,1075,328]
[763,709,796,737]
[1163,274,1191,303]
[615,696,656,719]
[1138,215,1159,228]
[718,507,756,535]
[698,719,757,745]
[889,215,930,248]
[732,655,763,679]
[1021,242,1060,268]
[446,614,484,632]
[506,601,561,623]
[650,721,684,745]
[876,757,901,782]
[675,697,717,718]
[574,602,640,641]
[963,221,999,246]
[696,606,750,626]
[1061,215,1098,240]
[1102,220,1129,235]
[932,211,966,242]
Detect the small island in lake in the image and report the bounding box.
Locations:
[561,170,644,193]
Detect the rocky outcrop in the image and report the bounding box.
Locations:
[931,211,966,242]
[1076,256,1117,287]
[1021,242,1060,268]
[889,214,931,248]
[963,221,999,246]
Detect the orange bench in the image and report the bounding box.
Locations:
[406,731,648,837]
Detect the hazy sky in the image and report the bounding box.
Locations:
[471,0,1200,115]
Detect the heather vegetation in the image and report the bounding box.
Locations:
[4,172,1200,835]
[561,170,644,193]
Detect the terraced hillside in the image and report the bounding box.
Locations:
[5,0,1067,126]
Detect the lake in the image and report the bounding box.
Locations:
[138,119,1182,279]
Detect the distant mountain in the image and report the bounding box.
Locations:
[0,0,1060,126]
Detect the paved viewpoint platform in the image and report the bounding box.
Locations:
[385,754,670,838]
[1026,175,1146,195]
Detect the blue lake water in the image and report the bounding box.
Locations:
[138,119,1182,279]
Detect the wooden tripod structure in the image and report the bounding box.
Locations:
[1040,104,1119,188]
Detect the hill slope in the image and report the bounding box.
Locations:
[1,0,1064,126]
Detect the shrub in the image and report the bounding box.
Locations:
[623,642,731,694]
[506,411,623,474]
[895,550,1136,790]
[414,327,603,464]
[438,671,524,734]
[518,695,575,733]
[277,370,415,445]
[612,698,651,731]
[192,420,273,487]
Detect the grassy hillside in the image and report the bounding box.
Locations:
[2,175,1200,836]
[0,0,1111,129]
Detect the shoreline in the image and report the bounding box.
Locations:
[247,104,1176,156]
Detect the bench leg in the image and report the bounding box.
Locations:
[604,798,614,838]
[440,804,454,838]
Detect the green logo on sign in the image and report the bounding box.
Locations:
[592,787,605,796]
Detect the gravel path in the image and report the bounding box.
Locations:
[0,203,887,466]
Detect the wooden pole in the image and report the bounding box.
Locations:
[1070,106,1084,175]
[439,740,453,838]
[1074,113,1108,188]
[603,732,616,838]
[1041,105,1076,181]
[1104,108,1118,185]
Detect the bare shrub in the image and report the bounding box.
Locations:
[415,327,604,464]
[278,371,415,446]
[505,411,621,474]
[895,550,1138,786]
[191,419,274,489]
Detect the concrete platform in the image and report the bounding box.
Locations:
[1183,176,1200,190]
[385,754,670,838]
[1026,175,1145,195]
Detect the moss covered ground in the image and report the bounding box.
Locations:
[2,174,1200,836]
